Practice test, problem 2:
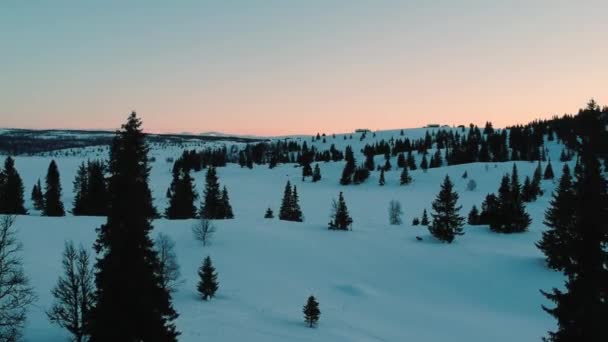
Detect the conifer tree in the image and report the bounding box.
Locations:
[264,207,274,219]
[383,157,392,171]
[511,164,521,202]
[328,192,352,230]
[312,164,321,182]
[400,166,412,185]
[200,167,222,219]
[0,156,27,214]
[420,209,429,226]
[197,256,218,301]
[428,175,464,243]
[340,146,356,185]
[31,179,44,210]
[165,168,198,219]
[521,176,535,202]
[85,161,108,216]
[220,186,234,219]
[278,181,303,222]
[72,162,88,216]
[406,151,417,170]
[420,154,429,171]
[468,205,480,225]
[491,174,531,233]
[544,159,555,179]
[479,193,499,226]
[397,153,406,168]
[412,217,420,226]
[364,153,375,171]
[540,145,608,341]
[303,296,320,328]
[43,160,65,217]
[536,164,575,271]
[89,112,178,341]
[378,169,385,186]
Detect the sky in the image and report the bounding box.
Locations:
[1,0,607,136]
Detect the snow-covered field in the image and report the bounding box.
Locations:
[6,128,565,341]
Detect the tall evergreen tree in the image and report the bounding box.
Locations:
[420,154,429,171]
[303,296,321,328]
[89,112,178,341]
[536,164,576,271]
[479,193,499,226]
[85,160,108,216]
[0,156,27,214]
[540,145,608,341]
[200,167,223,219]
[197,256,219,301]
[43,160,65,217]
[328,192,352,230]
[491,174,531,233]
[400,166,412,185]
[72,162,88,216]
[406,151,417,170]
[428,175,464,243]
[220,186,234,219]
[312,164,321,182]
[544,159,555,180]
[378,169,385,186]
[278,181,303,222]
[165,168,198,219]
[510,164,521,202]
[31,179,44,211]
[468,205,480,225]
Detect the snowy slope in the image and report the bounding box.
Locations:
[4,127,566,341]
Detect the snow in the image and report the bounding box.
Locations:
[3,127,565,341]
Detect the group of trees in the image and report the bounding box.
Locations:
[278,181,304,222]
[72,160,108,216]
[0,156,67,217]
[469,164,531,233]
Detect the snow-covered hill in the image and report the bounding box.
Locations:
[4,127,565,341]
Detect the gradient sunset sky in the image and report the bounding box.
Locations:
[1,1,606,136]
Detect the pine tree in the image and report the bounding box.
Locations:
[328,192,352,230]
[89,112,179,341]
[420,154,429,171]
[279,181,293,221]
[85,161,108,216]
[364,153,375,171]
[165,168,198,219]
[397,153,406,168]
[31,179,44,210]
[407,151,417,170]
[72,162,88,216]
[400,166,412,185]
[220,186,234,219]
[264,207,274,219]
[540,145,608,341]
[521,176,535,202]
[412,217,420,225]
[536,164,575,271]
[428,175,464,243]
[468,205,480,225]
[511,164,521,202]
[420,209,429,226]
[0,156,27,214]
[43,160,65,217]
[544,159,555,179]
[200,167,223,219]
[340,146,356,185]
[479,193,499,226]
[312,164,321,182]
[491,174,531,233]
[279,181,303,222]
[378,169,385,186]
[197,256,219,301]
[303,296,320,328]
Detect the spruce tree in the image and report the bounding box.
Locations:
[510,164,521,202]
[544,160,555,180]
[328,192,352,230]
[165,168,198,219]
[468,205,480,225]
[428,175,464,243]
[540,145,608,341]
[278,181,303,222]
[412,217,420,225]
[264,207,274,219]
[407,151,417,170]
[479,193,499,226]
[220,186,234,219]
[197,256,219,301]
[521,176,535,202]
[72,162,88,216]
[536,164,575,271]
[400,166,412,185]
[43,160,65,216]
[0,156,27,214]
[31,179,45,211]
[420,209,429,226]
[303,296,320,328]
[291,186,303,222]
[420,154,429,171]
[378,169,385,186]
[491,174,531,233]
[89,112,178,341]
[312,164,321,182]
[200,166,222,219]
[364,153,375,171]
